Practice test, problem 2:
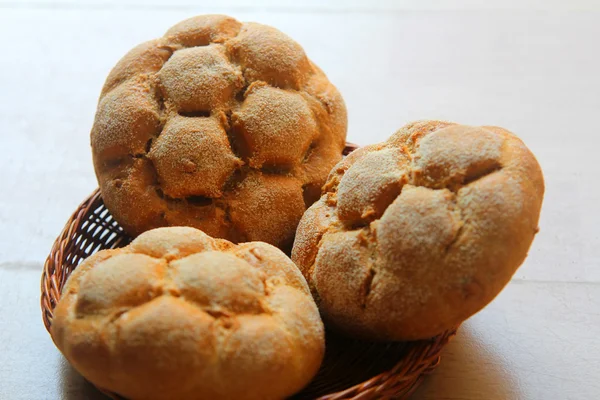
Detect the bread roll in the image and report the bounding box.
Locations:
[51,227,325,400]
[91,14,347,251]
[292,121,544,341]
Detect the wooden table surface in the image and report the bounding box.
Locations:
[1,1,599,399]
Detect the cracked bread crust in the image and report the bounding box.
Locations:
[292,121,545,341]
[91,15,347,251]
[51,227,325,400]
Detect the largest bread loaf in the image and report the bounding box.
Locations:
[91,15,347,250]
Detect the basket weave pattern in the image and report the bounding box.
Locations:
[41,144,456,400]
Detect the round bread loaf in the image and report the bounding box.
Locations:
[292,121,545,341]
[91,15,347,250]
[51,227,325,400]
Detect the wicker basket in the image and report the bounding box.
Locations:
[41,144,456,400]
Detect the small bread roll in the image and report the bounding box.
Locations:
[51,227,325,400]
[91,14,347,251]
[292,121,544,341]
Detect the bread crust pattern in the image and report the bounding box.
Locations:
[292,121,544,340]
[91,15,347,250]
[51,227,325,400]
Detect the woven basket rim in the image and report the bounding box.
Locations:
[40,142,456,400]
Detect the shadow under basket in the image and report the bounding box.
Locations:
[41,143,457,400]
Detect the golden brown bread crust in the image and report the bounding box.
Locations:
[292,121,545,341]
[51,227,325,400]
[91,15,347,250]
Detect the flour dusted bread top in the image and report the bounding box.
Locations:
[51,227,325,400]
[292,121,544,341]
[91,15,347,250]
